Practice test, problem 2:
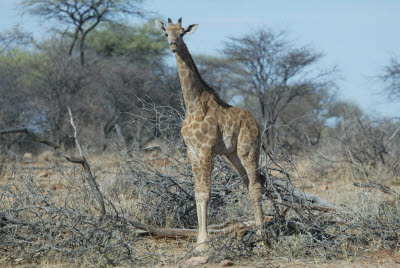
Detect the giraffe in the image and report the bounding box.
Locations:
[155,18,264,250]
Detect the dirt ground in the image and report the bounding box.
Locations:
[4,247,400,267]
[8,250,400,268]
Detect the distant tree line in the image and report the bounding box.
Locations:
[0,0,399,177]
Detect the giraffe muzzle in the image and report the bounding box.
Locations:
[170,43,177,52]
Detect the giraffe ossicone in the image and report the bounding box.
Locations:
[155,18,264,251]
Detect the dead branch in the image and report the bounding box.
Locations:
[67,107,106,217]
[116,216,269,240]
[68,106,83,157]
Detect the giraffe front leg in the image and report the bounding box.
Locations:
[195,190,210,250]
[188,146,213,251]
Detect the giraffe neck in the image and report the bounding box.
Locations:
[174,43,207,112]
[174,43,231,114]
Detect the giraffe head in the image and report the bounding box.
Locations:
[155,18,198,53]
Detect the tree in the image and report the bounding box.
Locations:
[21,0,144,66]
[0,20,178,151]
[381,56,400,101]
[87,21,168,62]
[223,29,336,146]
[85,21,178,148]
[0,48,35,176]
[19,38,101,145]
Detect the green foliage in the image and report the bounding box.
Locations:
[0,48,34,65]
[87,21,168,59]
[0,48,37,92]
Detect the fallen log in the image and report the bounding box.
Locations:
[118,216,266,240]
[117,215,278,240]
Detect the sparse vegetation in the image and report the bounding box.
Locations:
[1,104,399,267]
[0,1,399,267]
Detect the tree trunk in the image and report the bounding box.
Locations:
[79,36,85,66]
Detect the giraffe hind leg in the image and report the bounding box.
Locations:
[237,132,263,228]
[225,152,249,188]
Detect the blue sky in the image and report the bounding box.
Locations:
[1,0,399,117]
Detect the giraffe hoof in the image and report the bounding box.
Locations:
[195,242,210,252]
[196,232,210,251]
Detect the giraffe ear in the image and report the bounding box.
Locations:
[183,24,198,35]
[155,19,166,32]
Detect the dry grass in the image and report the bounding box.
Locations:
[0,149,399,267]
